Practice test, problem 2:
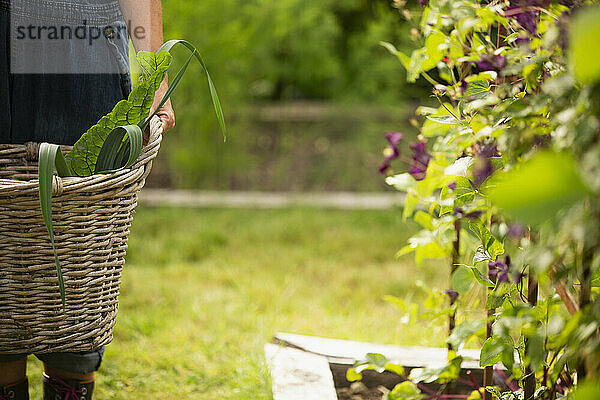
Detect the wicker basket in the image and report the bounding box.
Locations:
[0,116,163,354]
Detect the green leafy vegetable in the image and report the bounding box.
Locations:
[65,51,172,177]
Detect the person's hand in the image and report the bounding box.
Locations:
[150,77,176,133]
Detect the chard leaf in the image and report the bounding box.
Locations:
[65,51,172,176]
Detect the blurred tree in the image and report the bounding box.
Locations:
[154,0,420,190]
[161,0,415,103]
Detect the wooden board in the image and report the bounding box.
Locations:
[273,332,481,369]
[264,343,338,400]
[139,190,405,210]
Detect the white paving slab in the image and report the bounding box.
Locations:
[265,343,338,400]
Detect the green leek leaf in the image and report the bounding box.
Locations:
[95,125,143,174]
[38,143,73,312]
[153,39,227,139]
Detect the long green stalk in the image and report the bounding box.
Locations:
[38,144,73,311]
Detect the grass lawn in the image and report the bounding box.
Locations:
[26,207,449,399]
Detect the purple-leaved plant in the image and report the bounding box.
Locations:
[408,141,431,181]
[378,132,403,174]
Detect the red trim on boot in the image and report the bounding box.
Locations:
[43,374,94,400]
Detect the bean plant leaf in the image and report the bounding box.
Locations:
[469,221,504,260]
[380,41,411,72]
[570,6,600,83]
[468,266,495,288]
[480,335,514,369]
[570,382,600,400]
[462,80,491,99]
[360,353,389,373]
[384,363,406,377]
[451,265,474,294]
[387,381,424,400]
[472,245,491,264]
[527,332,545,372]
[440,176,475,216]
[486,290,508,309]
[426,115,462,125]
[414,211,435,230]
[397,230,449,264]
[65,51,172,176]
[409,354,462,384]
[423,31,446,70]
[348,353,406,382]
[346,367,363,382]
[447,321,485,350]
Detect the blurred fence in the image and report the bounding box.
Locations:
[146,101,417,192]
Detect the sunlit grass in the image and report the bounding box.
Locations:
[27,207,449,399]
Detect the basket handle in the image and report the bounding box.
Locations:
[130,116,163,170]
[147,115,163,147]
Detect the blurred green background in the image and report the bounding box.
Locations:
[144,0,425,191]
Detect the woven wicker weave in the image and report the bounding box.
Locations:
[0,116,163,354]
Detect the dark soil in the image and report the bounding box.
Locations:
[331,361,486,400]
[336,382,385,400]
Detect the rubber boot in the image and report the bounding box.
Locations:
[0,378,29,400]
[42,374,94,400]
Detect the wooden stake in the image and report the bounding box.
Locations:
[577,251,592,381]
[549,266,578,316]
[524,272,538,400]
[448,219,461,350]
[483,272,497,400]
